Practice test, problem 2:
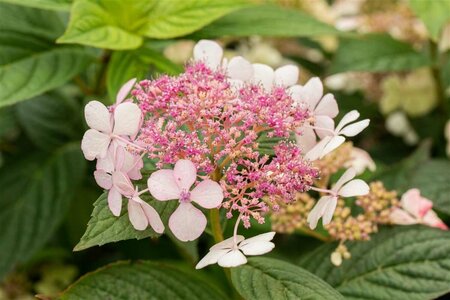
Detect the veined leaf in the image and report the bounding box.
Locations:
[0,0,72,11]
[0,143,86,279]
[299,226,450,300]
[409,0,450,41]
[0,3,93,107]
[60,261,228,299]
[231,257,343,299]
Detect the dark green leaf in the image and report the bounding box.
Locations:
[60,261,228,299]
[300,226,450,300]
[330,34,431,74]
[0,0,72,11]
[231,257,343,299]
[0,143,86,279]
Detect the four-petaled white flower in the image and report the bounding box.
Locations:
[195,232,276,269]
[307,168,369,229]
[148,159,224,241]
[305,110,369,161]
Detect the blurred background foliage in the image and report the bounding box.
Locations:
[0,0,449,299]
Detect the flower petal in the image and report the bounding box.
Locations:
[140,199,165,234]
[307,195,333,229]
[322,196,338,225]
[252,63,274,91]
[81,129,111,160]
[113,102,141,136]
[217,250,247,268]
[390,208,417,225]
[239,232,275,246]
[315,93,338,118]
[333,168,356,191]
[190,179,224,209]
[227,56,253,81]
[288,84,303,104]
[169,202,207,242]
[339,119,370,137]
[320,135,345,158]
[240,241,275,256]
[173,159,197,190]
[94,170,112,190]
[401,189,432,218]
[108,187,122,216]
[335,110,360,132]
[305,136,331,161]
[96,143,116,173]
[84,100,112,133]
[338,179,370,197]
[196,248,231,269]
[302,77,323,109]
[274,65,299,87]
[314,115,334,139]
[193,40,223,70]
[210,235,245,251]
[128,200,148,230]
[295,127,317,153]
[147,170,180,201]
[112,171,134,197]
[423,210,448,230]
[116,78,136,104]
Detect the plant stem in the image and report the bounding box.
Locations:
[95,50,111,96]
[297,227,331,242]
[429,40,449,115]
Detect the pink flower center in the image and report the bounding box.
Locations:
[179,189,191,203]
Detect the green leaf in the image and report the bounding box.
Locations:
[330,34,431,74]
[60,261,227,299]
[16,91,82,150]
[74,193,177,251]
[0,143,86,279]
[409,0,450,41]
[410,160,450,215]
[107,42,182,100]
[192,5,340,38]
[299,226,450,300]
[0,3,93,107]
[0,0,72,11]
[58,0,246,50]
[231,257,343,299]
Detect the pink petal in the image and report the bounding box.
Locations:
[295,127,317,153]
[210,235,245,251]
[333,168,356,191]
[147,170,180,201]
[112,171,134,197]
[339,119,370,137]
[227,56,253,81]
[423,210,448,230]
[315,93,338,118]
[116,78,136,104]
[217,249,247,268]
[113,102,141,136]
[94,170,112,190]
[190,179,224,209]
[315,115,335,139]
[108,187,122,216]
[401,189,433,218]
[274,65,299,87]
[84,101,112,133]
[140,200,165,234]
[338,179,369,197]
[335,110,360,132]
[128,200,148,230]
[96,143,116,173]
[169,202,207,242]
[240,241,275,256]
[173,159,197,190]
[252,63,274,91]
[390,208,417,225]
[196,248,231,269]
[127,156,143,180]
[193,40,223,70]
[240,232,275,246]
[302,77,323,109]
[320,135,345,158]
[81,129,111,160]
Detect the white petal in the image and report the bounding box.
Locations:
[195,249,231,269]
[140,200,165,234]
[169,202,207,242]
[94,170,112,190]
[339,119,370,137]
[108,187,122,216]
[320,135,345,158]
[112,171,135,197]
[335,110,360,132]
[96,143,116,173]
[305,136,331,161]
[295,127,317,153]
[128,200,148,230]
[338,179,370,197]
[190,180,224,209]
[193,40,223,70]
[302,77,323,109]
[314,115,335,139]
[113,102,141,136]
[315,93,338,118]
[173,159,197,190]
[322,196,338,225]
[240,241,275,256]
[211,235,245,251]
[252,63,274,91]
[307,196,332,229]
[84,101,112,133]
[288,85,303,103]
[333,168,356,191]
[240,232,275,246]
[147,170,180,201]
[218,250,247,268]
[274,65,299,87]
[227,56,253,81]
[81,129,111,160]
[390,208,417,225]
[116,78,136,104]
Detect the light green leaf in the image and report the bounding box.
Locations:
[300,226,450,300]
[0,143,86,279]
[0,0,72,11]
[74,193,177,251]
[16,91,81,150]
[107,42,182,100]
[0,3,93,107]
[330,34,431,74]
[409,0,450,41]
[192,5,340,38]
[410,160,450,215]
[60,261,228,299]
[231,257,343,299]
